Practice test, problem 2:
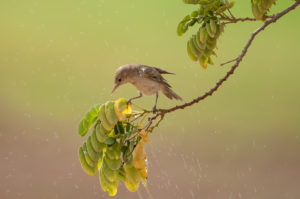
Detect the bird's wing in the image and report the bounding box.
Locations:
[139,65,172,88]
[152,67,174,75]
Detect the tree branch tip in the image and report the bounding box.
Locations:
[142,1,299,131]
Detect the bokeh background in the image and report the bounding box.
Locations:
[1,0,300,198]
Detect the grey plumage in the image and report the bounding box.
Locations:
[111,63,183,112]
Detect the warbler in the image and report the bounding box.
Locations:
[111,64,183,112]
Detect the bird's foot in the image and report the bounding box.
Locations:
[152,106,157,114]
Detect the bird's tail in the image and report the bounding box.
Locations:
[162,87,183,101]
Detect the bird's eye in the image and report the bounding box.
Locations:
[118,78,121,82]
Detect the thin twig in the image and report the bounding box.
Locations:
[220,58,238,66]
[123,118,152,144]
[220,15,274,25]
[138,112,149,126]
[225,1,235,19]
[129,111,147,123]
[221,17,257,24]
[149,115,164,132]
[131,102,150,112]
[123,133,139,145]
[122,141,138,166]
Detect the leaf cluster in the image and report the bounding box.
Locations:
[77,99,149,196]
[178,0,277,68]
[177,0,234,68]
[251,0,276,20]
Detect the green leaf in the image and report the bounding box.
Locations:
[105,137,116,146]
[190,10,199,18]
[114,122,124,135]
[78,147,97,176]
[126,123,131,132]
[78,104,101,136]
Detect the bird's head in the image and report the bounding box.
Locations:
[111,65,131,94]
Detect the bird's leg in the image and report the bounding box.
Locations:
[152,93,158,113]
[127,92,143,105]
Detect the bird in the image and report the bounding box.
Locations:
[111,63,183,113]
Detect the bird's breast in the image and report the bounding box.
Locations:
[132,78,160,96]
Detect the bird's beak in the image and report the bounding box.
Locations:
[111,84,119,95]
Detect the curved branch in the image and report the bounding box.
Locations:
[149,0,299,123]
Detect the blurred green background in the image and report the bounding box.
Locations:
[1,0,300,198]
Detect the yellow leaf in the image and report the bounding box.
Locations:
[133,158,146,169]
[133,142,146,161]
[139,168,147,179]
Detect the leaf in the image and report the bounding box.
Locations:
[78,104,101,136]
[114,122,124,135]
[78,147,97,176]
[105,137,116,146]
[126,123,131,133]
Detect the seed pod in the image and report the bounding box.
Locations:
[251,2,261,19]
[189,39,201,58]
[105,101,118,126]
[257,0,265,14]
[104,156,122,170]
[205,23,215,38]
[206,38,217,50]
[99,168,118,196]
[208,57,214,65]
[192,35,203,54]
[133,142,146,161]
[199,55,209,69]
[251,0,276,21]
[197,40,206,50]
[124,163,141,189]
[114,98,130,121]
[139,168,147,180]
[199,27,208,43]
[85,152,97,167]
[118,168,126,182]
[96,123,108,143]
[91,129,105,153]
[124,179,139,192]
[187,41,198,61]
[98,105,114,131]
[82,143,98,168]
[209,19,217,35]
[133,159,146,170]
[101,159,118,182]
[87,136,99,162]
[106,142,121,160]
[78,147,97,176]
[195,31,204,50]
[203,48,212,57]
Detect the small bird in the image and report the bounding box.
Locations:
[111,64,183,112]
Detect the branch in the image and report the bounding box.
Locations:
[220,16,274,25]
[148,0,300,125]
[221,16,256,23]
